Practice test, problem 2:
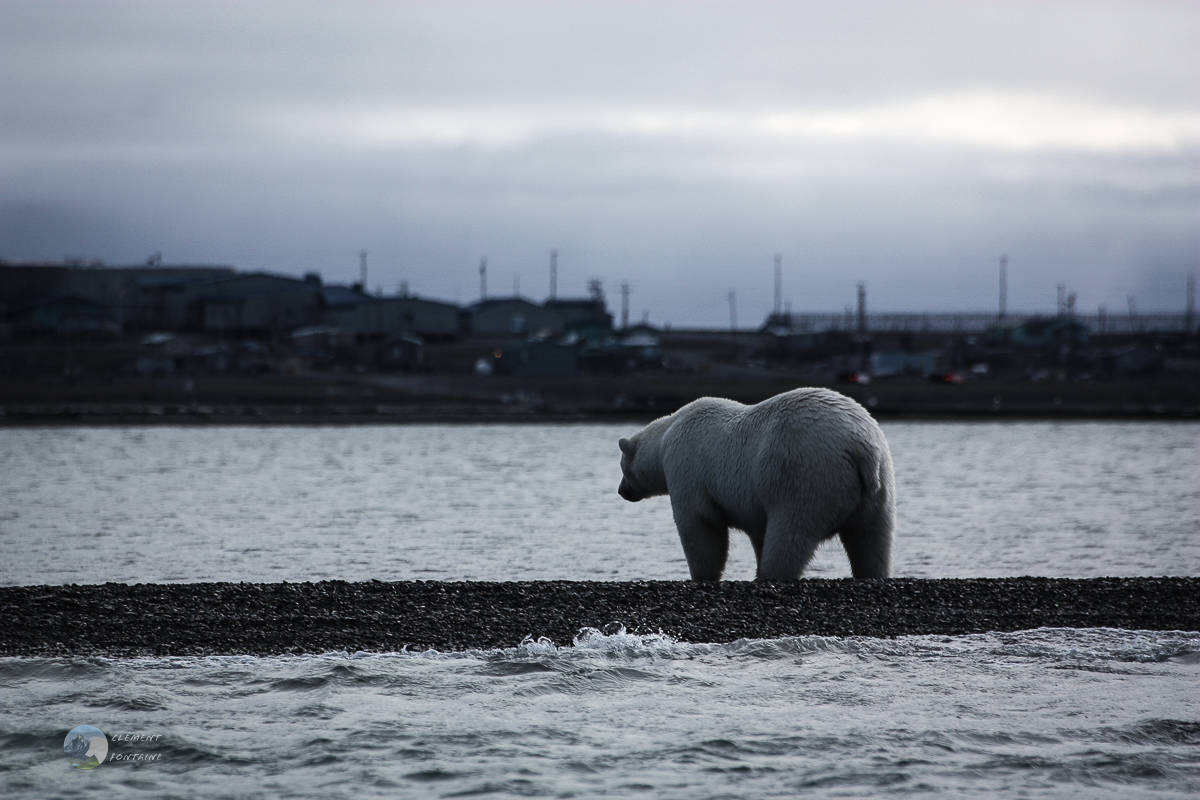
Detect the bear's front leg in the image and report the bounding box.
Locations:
[671,501,729,581]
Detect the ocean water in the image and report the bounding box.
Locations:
[1,629,1198,798]
[1,421,1198,584]
[1,421,1198,797]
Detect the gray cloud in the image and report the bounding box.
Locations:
[1,1,1197,325]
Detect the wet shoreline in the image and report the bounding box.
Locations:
[2,578,1196,657]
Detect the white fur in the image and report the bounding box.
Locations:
[618,387,894,581]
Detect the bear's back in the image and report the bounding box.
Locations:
[659,388,881,511]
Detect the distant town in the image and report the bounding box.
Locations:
[1,259,1197,421]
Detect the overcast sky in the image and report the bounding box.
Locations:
[1,1,1197,326]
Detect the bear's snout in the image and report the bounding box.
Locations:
[618,477,641,502]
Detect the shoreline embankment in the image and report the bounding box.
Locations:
[3,371,1198,425]
[1,578,1196,657]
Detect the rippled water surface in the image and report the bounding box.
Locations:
[2,629,1198,799]
[2,421,1197,583]
[2,422,1198,797]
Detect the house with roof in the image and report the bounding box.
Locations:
[464,298,568,338]
[0,262,236,333]
[6,293,119,336]
[493,339,579,376]
[321,285,459,342]
[1008,317,1089,350]
[158,272,323,334]
[543,297,613,332]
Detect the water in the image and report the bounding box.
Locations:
[1,421,1198,584]
[2,629,1198,798]
[2,421,1198,797]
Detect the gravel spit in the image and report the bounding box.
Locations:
[1,578,1196,657]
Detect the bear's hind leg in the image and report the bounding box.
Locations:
[756,516,821,581]
[838,500,894,579]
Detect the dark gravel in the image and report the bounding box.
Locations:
[1,578,1196,657]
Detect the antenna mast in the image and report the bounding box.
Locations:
[1187,273,1195,334]
[856,282,866,335]
[998,254,1007,323]
[773,253,782,317]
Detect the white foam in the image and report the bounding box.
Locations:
[29,626,1194,668]
[571,625,680,652]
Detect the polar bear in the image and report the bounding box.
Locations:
[618,387,894,581]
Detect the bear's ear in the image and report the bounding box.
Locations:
[618,437,636,456]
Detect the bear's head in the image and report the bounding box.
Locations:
[617,437,644,501]
[617,419,670,502]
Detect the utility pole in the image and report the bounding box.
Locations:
[1057,284,1065,317]
[856,282,868,375]
[1187,273,1195,334]
[856,282,866,335]
[549,249,557,301]
[479,257,487,301]
[728,290,737,331]
[998,254,1007,323]
[513,273,520,297]
[620,282,630,331]
[359,250,368,289]
[773,253,782,318]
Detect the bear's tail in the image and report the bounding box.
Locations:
[843,442,895,579]
[853,449,884,498]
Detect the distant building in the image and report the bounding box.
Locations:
[321,286,459,341]
[870,350,938,378]
[607,330,662,371]
[494,339,579,376]
[158,272,323,334]
[770,329,855,362]
[1110,345,1164,377]
[464,298,567,338]
[463,296,614,339]
[0,262,234,306]
[1008,318,1089,350]
[289,325,352,367]
[375,332,425,370]
[543,298,613,332]
[0,262,235,332]
[5,293,118,336]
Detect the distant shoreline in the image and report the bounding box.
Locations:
[2,578,1196,657]
[2,401,1198,426]
[3,372,1197,424]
